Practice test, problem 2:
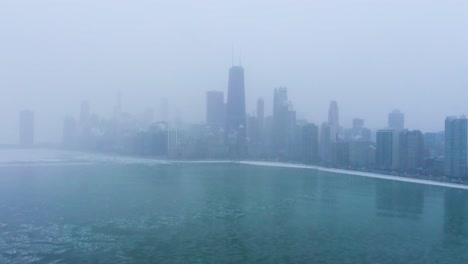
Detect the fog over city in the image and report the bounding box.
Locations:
[1,0,467,144]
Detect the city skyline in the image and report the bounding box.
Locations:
[2,1,468,262]
[6,82,464,146]
[1,1,468,143]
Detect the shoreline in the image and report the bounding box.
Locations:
[0,148,466,190]
[235,160,468,190]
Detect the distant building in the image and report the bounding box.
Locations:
[257,98,264,122]
[349,139,373,167]
[320,122,332,164]
[206,91,224,130]
[133,122,168,157]
[19,110,34,146]
[424,132,444,157]
[287,109,297,159]
[320,120,340,164]
[264,116,273,142]
[445,116,468,178]
[346,118,371,141]
[333,141,350,167]
[246,114,257,142]
[225,65,247,157]
[256,98,264,141]
[328,101,339,127]
[167,128,186,158]
[272,87,290,159]
[388,110,404,131]
[376,129,399,170]
[399,130,424,171]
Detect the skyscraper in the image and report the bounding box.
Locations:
[225,66,246,156]
[328,101,339,127]
[399,130,424,171]
[445,116,468,178]
[388,110,404,131]
[19,110,34,146]
[206,91,224,130]
[272,87,289,158]
[320,122,332,163]
[376,129,399,170]
[256,98,265,143]
[302,123,319,163]
[257,98,264,123]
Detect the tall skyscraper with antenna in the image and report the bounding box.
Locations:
[225,64,246,157]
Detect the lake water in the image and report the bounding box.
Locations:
[0,150,467,263]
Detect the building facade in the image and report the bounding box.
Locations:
[225,66,247,157]
[445,116,468,178]
[376,129,399,170]
[399,130,424,171]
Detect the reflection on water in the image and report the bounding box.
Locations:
[376,181,424,219]
[444,189,467,246]
[0,159,468,263]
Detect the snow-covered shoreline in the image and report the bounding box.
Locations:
[238,160,468,190]
[0,148,466,190]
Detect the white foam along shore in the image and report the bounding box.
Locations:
[237,161,468,190]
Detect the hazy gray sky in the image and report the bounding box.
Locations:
[1,0,467,143]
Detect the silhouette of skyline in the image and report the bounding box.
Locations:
[1,1,468,143]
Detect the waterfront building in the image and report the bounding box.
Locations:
[320,122,340,164]
[399,130,424,171]
[424,132,445,157]
[376,129,399,170]
[445,116,468,178]
[349,139,373,167]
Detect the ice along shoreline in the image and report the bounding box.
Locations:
[234,160,468,190]
[177,159,468,190]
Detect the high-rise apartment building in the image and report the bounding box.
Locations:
[445,116,468,178]
[376,129,399,170]
[399,130,424,171]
